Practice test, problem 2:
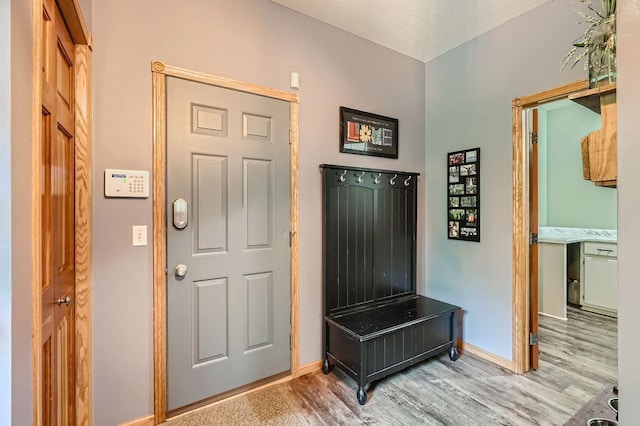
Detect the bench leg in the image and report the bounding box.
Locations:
[322,358,330,374]
[356,386,367,405]
[449,310,459,361]
[449,347,459,361]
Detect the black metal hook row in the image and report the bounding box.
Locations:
[336,170,413,186]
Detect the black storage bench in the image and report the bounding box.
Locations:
[320,164,460,405]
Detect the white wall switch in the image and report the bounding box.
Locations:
[290,71,299,90]
[105,169,150,198]
[132,225,147,247]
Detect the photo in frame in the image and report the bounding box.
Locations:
[339,106,398,158]
[447,148,480,242]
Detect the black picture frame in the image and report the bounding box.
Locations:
[339,106,398,159]
[447,148,480,242]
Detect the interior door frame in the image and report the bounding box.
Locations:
[511,79,589,374]
[31,0,92,424]
[151,61,300,424]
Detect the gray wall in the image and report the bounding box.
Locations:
[542,103,617,229]
[426,1,640,421]
[8,0,34,424]
[425,0,586,360]
[5,0,639,423]
[91,0,425,423]
[538,110,549,226]
[78,0,91,32]
[617,1,640,423]
[0,0,11,423]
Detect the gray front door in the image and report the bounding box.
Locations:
[166,76,291,410]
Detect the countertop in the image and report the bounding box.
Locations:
[538,227,617,244]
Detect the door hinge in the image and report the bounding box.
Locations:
[289,333,292,350]
[529,332,539,346]
[289,230,296,247]
[530,132,538,144]
[530,232,538,246]
[289,130,292,145]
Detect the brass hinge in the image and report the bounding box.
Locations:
[289,230,296,247]
[529,332,539,346]
[530,132,538,144]
[289,130,292,145]
[530,232,538,246]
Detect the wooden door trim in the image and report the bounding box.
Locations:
[56,0,89,44]
[511,79,589,374]
[31,0,92,424]
[151,61,300,424]
[73,42,93,426]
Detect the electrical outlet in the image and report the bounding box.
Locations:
[132,225,147,246]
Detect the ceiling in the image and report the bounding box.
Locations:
[271,0,549,63]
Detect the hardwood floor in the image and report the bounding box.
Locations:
[167,307,617,425]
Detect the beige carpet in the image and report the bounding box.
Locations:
[564,384,617,425]
[165,386,310,426]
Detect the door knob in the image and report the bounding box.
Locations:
[174,264,187,277]
[56,296,71,305]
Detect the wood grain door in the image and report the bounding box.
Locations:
[166,77,291,411]
[40,0,76,423]
[530,109,539,370]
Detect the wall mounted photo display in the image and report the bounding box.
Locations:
[339,106,399,158]
[447,148,480,242]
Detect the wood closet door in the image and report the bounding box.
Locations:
[41,0,76,423]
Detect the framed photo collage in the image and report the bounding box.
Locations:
[447,148,480,242]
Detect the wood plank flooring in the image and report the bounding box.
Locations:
[167,307,617,425]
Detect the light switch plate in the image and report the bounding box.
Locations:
[132,225,147,246]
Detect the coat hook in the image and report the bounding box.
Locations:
[355,171,365,183]
[390,174,397,186]
[338,170,347,182]
[404,176,412,186]
[373,173,382,184]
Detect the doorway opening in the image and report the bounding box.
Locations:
[512,80,618,374]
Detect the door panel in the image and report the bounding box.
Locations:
[193,155,227,252]
[245,272,273,349]
[167,77,291,411]
[194,278,228,363]
[244,159,272,248]
[55,315,72,425]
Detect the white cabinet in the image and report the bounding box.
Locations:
[582,241,617,317]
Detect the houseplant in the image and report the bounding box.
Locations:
[561,0,616,87]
